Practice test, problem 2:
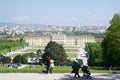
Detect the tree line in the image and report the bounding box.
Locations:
[63,31,105,38]
[86,13,120,67]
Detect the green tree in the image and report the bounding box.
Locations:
[42,41,67,66]
[22,53,30,58]
[36,49,42,59]
[36,49,43,65]
[29,52,36,58]
[0,55,3,63]
[86,42,103,66]
[0,55,11,66]
[28,52,36,65]
[13,55,22,63]
[102,13,120,66]
[2,56,11,64]
[13,55,27,64]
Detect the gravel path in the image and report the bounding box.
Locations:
[0,73,120,80]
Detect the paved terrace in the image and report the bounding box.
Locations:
[0,73,120,80]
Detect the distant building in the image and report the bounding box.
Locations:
[24,35,96,46]
[95,38,104,42]
[8,38,21,41]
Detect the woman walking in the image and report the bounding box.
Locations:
[72,59,81,78]
[49,58,54,74]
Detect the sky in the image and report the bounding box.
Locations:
[0,0,120,26]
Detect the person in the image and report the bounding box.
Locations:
[45,57,50,73]
[49,58,54,74]
[81,60,91,79]
[71,59,81,78]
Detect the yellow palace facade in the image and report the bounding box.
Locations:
[24,35,96,46]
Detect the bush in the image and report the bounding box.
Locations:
[0,55,11,65]
[13,55,28,64]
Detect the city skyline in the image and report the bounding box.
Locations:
[0,0,120,26]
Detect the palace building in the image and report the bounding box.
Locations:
[24,35,96,46]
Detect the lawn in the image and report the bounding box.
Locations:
[67,53,78,58]
[0,64,120,73]
[63,46,79,48]
[65,49,78,52]
[14,45,79,58]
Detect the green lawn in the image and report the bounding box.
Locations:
[65,49,78,52]
[67,53,78,58]
[35,46,45,49]
[17,46,79,58]
[63,46,79,48]
[0,65,120,73]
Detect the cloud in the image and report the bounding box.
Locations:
[72,16,77,21]
[12,16,30,21]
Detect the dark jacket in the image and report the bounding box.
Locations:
[72,60,81,70]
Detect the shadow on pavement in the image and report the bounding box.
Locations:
[59,74,120,80]
[59,74,77,80]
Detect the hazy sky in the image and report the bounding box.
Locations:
[0,0,120,26]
